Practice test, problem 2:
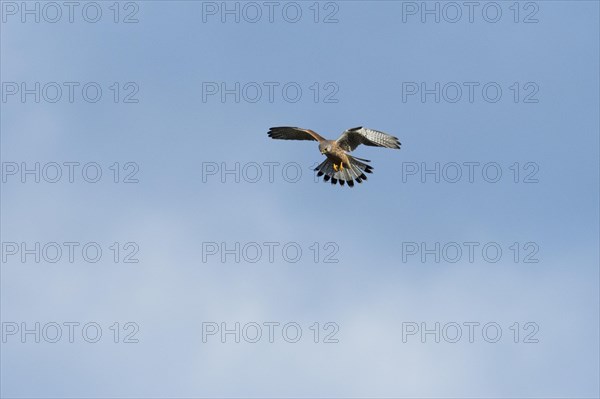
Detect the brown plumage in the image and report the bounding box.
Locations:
[267,126,401,187]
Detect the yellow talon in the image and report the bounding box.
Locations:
[333,162,344,172]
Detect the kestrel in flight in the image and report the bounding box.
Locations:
[268,126,401,187]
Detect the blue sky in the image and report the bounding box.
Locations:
[1,1,599,397]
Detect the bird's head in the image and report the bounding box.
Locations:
[319,143,332,154]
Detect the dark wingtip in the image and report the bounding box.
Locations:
[347,180,354,187]
[360,174,368,180]
[324,175,331,182]
[356,177,362,183]
[331,178,338,185]
[339,180,345,186]
[317,171,324,176]
[267,130,278,138]
[268,127,290,137]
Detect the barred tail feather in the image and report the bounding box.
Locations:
[314,156,374,188]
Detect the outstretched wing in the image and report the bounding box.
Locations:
[268,127,326,142]
[336,127,401,152]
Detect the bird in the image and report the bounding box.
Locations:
[267,126,400,187]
